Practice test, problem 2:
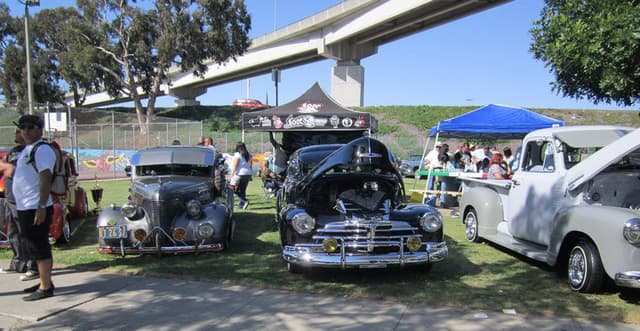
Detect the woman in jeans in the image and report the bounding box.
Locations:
[228,142,253,209]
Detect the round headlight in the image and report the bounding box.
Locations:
[407,236,422,251]
[121,202,138,218]
[322,238,338,252]
[291,213,316,235]
[419,213,443,232]
[173,228,186,241]
[198,223,215,238]
[186,200,202,218]
[623,219,640,244]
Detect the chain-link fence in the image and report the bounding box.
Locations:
[1,103,430,179]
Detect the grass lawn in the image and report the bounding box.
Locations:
[2,178,639,324]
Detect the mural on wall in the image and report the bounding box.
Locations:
[72,148,135,179]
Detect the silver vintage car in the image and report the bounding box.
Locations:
[97,145,234,256]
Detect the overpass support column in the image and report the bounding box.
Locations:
[169,86,207,107]
[320,41,376,107]
[331,60,364,107]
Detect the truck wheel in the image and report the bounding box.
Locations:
[464,208,481,243]
[567,240,605,293]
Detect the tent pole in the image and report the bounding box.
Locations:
[422,124,440,204]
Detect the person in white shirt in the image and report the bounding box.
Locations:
[228,142,253,210]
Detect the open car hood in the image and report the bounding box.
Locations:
[300,137,401,190]
[566,127,640,191]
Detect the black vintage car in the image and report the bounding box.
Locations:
[277,137,448,273]
[96,146,234,256]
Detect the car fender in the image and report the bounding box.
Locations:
[49,202,66,240]
[173,204,230,241]
[459,185,504,239]
[96,206,152,245]
[550,205,640,279]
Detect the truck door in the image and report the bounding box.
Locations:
[507,139,564,246]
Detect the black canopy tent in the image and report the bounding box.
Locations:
[241,82,377,153]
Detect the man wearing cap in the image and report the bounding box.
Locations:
[12,115,56,301]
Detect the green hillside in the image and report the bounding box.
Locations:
[1,104,638,158]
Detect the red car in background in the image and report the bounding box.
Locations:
[231,98,268,110]
[0,149,88,246]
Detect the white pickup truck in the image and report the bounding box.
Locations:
[459,125,640,293]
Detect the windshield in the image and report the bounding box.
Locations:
[136,164,212,177]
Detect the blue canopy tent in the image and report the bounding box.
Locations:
[418,104,564,205]
[428,104,564,139]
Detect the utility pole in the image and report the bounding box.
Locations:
[20,0,40,115]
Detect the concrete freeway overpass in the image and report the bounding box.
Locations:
[77,0,511,108]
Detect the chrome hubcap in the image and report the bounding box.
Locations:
[568,247,586,288]
[63,219,70,241]
[465,213,477,240]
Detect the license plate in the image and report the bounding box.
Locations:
[99,226,128,239]
[360,264,387,269]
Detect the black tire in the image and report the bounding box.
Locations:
[567,240,605,293]
[463,208,481,243]
[287,262,304,274]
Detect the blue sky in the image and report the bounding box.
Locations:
[7,0,637,111]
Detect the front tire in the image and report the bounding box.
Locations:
[464,208,481,243]
[287,262,304,274]
[567,240,605,293]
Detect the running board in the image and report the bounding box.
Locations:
[483,230,549,263]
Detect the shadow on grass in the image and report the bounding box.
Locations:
[46,189,640,324]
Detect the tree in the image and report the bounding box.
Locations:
[77,0,251,133]
[33,7,118,107]
[530,1,640,107]
[0,4,65,110]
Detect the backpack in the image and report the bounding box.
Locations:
[27,141,74,199]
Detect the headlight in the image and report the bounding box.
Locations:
[322,238,338,252]
[198,223,215,238]
[407,236,422,251]
[121,202,138,218]
[186,200,202,218]
[623,219,640,244]
[291,213,316,235]
[419,213,443,232]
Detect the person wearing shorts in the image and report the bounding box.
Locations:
[13,115,56,301]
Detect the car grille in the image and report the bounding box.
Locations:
[313,219,417,254]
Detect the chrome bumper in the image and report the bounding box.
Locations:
[615,271,640,288]
[98,243,224,255]
[283,241,448,269]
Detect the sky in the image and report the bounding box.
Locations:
[6,0,638,111]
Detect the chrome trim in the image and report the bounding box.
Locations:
[98,243,224,255]
[615,271,640,288]
[282,241,448,269]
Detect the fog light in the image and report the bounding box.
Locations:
[134,229,146,241]
[173,228,186,241]
[198,223,215,238]
[407,236,422,251]
[322,238,338,253]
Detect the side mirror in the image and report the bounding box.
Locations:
[124,165,131,177]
